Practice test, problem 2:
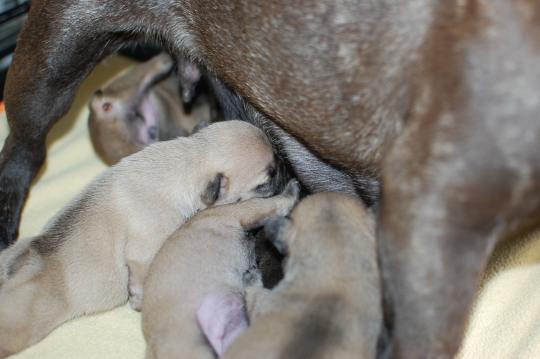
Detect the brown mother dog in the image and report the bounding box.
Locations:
[2,1,540,358]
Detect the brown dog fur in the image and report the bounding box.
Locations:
[0,121,289,357]
[223,192,381,359]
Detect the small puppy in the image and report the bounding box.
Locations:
[223,192,382,359]
[142,180,300,359]
[0,120,288,358]
[88,52,210,165]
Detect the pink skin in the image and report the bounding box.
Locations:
[129,95,161,145]
[196,291,248,357]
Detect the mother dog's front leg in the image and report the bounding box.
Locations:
[377,110,540,358]
[0,0,135,247]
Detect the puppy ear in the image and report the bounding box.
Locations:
[264,217,293,254]
[201,173,228,205]
[2,246,43,282]
[191,121,208,135]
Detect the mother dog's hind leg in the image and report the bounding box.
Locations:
[377,2,540,356]
[0,0,144,248]
[377,110,540,359]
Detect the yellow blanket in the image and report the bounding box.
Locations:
[1,55,539,359]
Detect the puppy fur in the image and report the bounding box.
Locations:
[223,192,382,359]
[0,120,289,358]
[88,52,208,165]
[142,180,300,359]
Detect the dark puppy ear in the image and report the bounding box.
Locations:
[264,217,293,254]
[191,121,208,135]
[3,247,43,281]
[201,173,224,205]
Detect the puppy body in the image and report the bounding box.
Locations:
[0,121,289,358]
[224,193,381,359]
[89,52,207,165]
[142,180,299,359]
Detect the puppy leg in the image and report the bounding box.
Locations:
[197,179,300,232]
[237,179,300,230]
[104,52,174,97]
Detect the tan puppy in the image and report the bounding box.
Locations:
[142,180,299,359]
[223,193,382,359]
[88,52,209,165]
[0,120,289,358]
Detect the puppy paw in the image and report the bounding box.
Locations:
[282,179,300,200]
[154,52,174,71]
[272,180,300,217]
[243,267,263,287]
[264,217,292,254]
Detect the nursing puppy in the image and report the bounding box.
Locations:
[223,192,382,359]
[142,180,299,359]
[0,120,289,358]
[89,52,209,165]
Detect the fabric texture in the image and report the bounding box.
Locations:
[0,55,539,359]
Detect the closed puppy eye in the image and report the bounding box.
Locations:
[200,173,228,205]
[253,164,277,193]
[254,181,271,193]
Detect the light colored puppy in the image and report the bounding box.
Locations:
[88,52,209,165]
[0,120,289,358]
[142,180,300,359]
[223,192,382,359]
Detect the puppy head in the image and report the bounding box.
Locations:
[88,53,176,165]
[195,121,290,206]
[88,88,149,165]
[264,193,375,269]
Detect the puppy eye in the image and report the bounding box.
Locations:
[102,103,112,112]
[254,182,271,193]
